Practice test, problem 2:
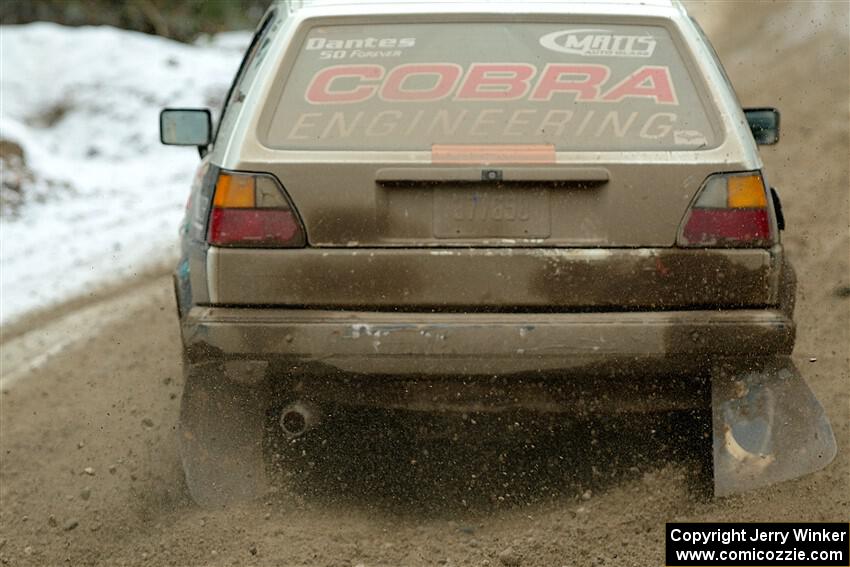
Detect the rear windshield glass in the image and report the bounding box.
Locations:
[265,22,719,151]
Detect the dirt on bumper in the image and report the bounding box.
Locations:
[182,307,794,375]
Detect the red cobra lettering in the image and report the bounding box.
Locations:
[602,66,677,104]
[380,64,462,101]
[529,64,610,102]
[455,63,536,100]
[306,65,384,104]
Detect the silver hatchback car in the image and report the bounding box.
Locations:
[160,0,835,507]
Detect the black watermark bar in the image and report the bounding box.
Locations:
[666,523,849,566]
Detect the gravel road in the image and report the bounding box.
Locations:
[1,2,848,565]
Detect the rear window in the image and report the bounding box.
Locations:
[265,22,719,151]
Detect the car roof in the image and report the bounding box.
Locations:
[275,0,683,17]
[278,0,676,6]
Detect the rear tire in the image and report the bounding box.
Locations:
[179,359,271,508]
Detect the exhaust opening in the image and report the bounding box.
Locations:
[279,401,320,439]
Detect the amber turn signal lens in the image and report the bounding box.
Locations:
[213,173,256,208]
[727,174,767,208]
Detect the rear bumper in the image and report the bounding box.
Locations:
[183,307,794,375]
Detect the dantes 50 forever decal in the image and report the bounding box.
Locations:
[305,35,416,60]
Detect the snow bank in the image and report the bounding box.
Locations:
[0,23,249,325]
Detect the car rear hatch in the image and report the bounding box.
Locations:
[207,16,779,310]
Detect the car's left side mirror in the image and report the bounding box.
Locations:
[160,108,212,153]
[744,107,780,145]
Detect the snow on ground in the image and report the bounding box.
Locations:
[0,23,249,325]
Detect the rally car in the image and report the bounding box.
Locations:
[160,0,836,507]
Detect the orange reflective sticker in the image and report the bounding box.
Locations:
[431,144,556,165]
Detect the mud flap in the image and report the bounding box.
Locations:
[712,358,836,497]
[179,360,270,508]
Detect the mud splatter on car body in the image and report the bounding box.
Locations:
[161,0,836,506]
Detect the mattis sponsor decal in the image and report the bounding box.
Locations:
[539,28,657,58]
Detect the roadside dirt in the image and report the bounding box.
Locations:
[1,3,848,566]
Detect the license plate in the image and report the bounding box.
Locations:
[433,187,550,238]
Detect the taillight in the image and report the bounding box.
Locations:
[678,172,773,247]
[207,171,305,247]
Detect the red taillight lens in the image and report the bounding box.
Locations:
[207,172,305,247]
[682,209,770,243]
[209,208,301,245]
[678,172,774,247]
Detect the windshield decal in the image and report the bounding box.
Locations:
[539,28,657,58]
[305,63,677,105]
[267,22,716,150]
